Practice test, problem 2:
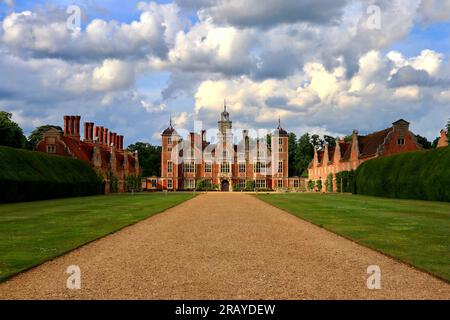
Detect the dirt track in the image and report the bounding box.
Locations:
[0,193,449,299]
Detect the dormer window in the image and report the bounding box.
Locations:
[46,145,56,153]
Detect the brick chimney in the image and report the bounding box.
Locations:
[99,127,104,145]
[118,135,124,150]
[63,115,81,139]
[88,123,94,142]
[94,126,100,142]
[84,122,89,142]
[112,133,117,148]
[64,116,70,136]
[74,116,81,140]
[104,128,109,146]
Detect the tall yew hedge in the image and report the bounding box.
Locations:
[355,147,450,202]
[0,146,103,203]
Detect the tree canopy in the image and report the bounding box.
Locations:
[27,125,62,150]
[0,111,27,149]
[127,142,161,177]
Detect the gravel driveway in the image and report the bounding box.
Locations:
[0,193,449,299]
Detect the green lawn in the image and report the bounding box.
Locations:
[0,193,195,282]
[256,193,450,281]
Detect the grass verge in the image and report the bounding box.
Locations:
[0,193,195,282]
[256,193,450,281]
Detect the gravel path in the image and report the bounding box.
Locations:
[0,193,449,300]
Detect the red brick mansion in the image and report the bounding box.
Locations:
[37,116,140,193]
[157,105,297,191]
[308,119,423,192]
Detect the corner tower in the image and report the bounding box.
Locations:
[161,118,180,190]
[271,117,289,189]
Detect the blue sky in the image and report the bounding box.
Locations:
[0,0,449,146]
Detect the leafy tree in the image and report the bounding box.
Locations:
[325,174,333,192]
[127,142,162,177]
[0,111,27,149]
[287,132,297,176]
[323,135,336,149]
[307,180,315,191]
[310,134,323,149]
[431,137,440,149]
[316,180,322,192]
[293,133,314,177]
[27,125,62,150]
[266,134,271,148]
[415,135,432,149]
[344,135,353,143]
[447,118,450,140]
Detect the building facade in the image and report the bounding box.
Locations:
[437,129,449,148]
[37,115,140,193]
[157,106,294,191]
[308,119,423,192]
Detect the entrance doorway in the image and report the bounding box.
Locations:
[221,180,230,192]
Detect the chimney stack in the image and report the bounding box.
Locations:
[84,123,89,141]
[94,126,99,142]
[104,128,109,146]
[89,123,94,142]
[64,116,69,136]
[74,116,81,139]
[99,127,104,144]
[118,135,124,150]
[112,133,117,148]
[108,131,112,146]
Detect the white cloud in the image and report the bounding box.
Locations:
[92,59,135,92]
[1,0,450,143]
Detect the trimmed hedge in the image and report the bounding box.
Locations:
[0,146,103,203]
[355,147,450,202]
[336,170,356,193]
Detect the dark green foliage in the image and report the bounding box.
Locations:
[0,146,103,203]
[307,180,315,191]
[245,180,255,191]
[125,175,142,192]
[293,133,314,177]
[355,147,450,202]
[316,179,322,191]
[287,133,297,176]
[323,135,336,149]
[325,173,333,192]
[196,179,213,191]
[27,125,62,150]
[447,119,450,140]
[127,142,161,177]
[0,111,27,149]
[415,134,432,149]
[336,170,357,193]
[107,171,118,193]
[431,137,440,148]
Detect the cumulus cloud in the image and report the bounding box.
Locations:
[1,0,450,144]
[197,0,349,29]
[1,2,188,61]
[417,0,450,24]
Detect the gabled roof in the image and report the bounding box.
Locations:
[358,128,392,158]
[392,119,410,125]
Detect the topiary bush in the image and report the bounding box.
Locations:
[0,146,103,203]
[355,147,450,202]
